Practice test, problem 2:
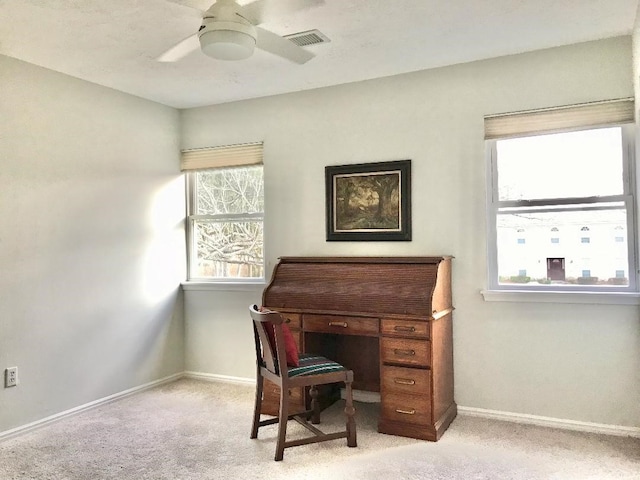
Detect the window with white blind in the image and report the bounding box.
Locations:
[182,142,264,281]
[484,99,637,292]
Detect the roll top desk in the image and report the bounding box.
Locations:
[260,256,456,441]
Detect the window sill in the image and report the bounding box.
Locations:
[480,289,640,305]
[181,281,266,292]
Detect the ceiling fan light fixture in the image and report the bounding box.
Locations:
[199,20,257,61]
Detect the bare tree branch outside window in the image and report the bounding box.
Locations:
[190,166,264,279]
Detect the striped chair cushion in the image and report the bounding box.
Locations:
[288,353,347,378]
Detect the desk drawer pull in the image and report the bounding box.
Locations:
[395,408,416,415]
[393,325,416,333]
[393,348,416,356]
[393,377,416,386]
[328,321,348,328]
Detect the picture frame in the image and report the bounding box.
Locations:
[325,159,411,241]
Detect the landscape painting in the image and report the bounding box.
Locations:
[325,160,411,241]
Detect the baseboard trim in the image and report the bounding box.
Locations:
[0,373,184,442]
[458,405,640,438]
[184,371,255,386]
[5,373,638,442]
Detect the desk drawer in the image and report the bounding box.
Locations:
[280,312,301,329]
[303,315,379,336]
[381,319,429,339]
[381,365,430,396]
[381,392,432,426]
[381,337,430,367]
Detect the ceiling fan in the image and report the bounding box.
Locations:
[158,0,323,64]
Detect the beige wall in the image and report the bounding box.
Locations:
[0,56,186,433]
[181,36,640,428]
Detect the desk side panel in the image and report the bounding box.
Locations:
[431,312,456,423]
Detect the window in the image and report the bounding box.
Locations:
[616,270,625,278]
[517,238,526,244]
[182,142,265,281]
[485,99,636,292]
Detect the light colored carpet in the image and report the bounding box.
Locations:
[1,378,639,479]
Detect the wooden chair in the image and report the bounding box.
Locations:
[249,304,357,461]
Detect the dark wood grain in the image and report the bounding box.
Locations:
[380,318,430,339]
[304,315,379,336]
[381,365,431,396]
[263,257,452,317]
[381,392,432,426]
[262,256,456,442]
[380,337,431,367]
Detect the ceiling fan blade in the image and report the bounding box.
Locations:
[240,0,324,25]
[256,27,315,64]
[157,33,200,62]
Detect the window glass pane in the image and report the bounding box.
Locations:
[192,220,264,278]
[496,206,628,287]
[196,166,264,215]
[496,127,623,201]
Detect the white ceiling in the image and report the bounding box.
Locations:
[1,0,638,109]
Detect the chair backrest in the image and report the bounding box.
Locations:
[249,304,288,377]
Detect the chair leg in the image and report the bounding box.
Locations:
[250,375,264,439]
[275,386,289,461]
[310,385,320,424]
[344,379,357,447]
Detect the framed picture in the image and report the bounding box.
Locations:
[325,159,411,241]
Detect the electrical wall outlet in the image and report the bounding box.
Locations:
[5,367,18,388]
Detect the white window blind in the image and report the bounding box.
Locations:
[181,142,263,171]
[484,99,634,140]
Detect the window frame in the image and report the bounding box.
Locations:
[185,165,265,284]
[485,122,638,294]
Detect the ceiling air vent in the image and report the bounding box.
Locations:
[284,29,331,47]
